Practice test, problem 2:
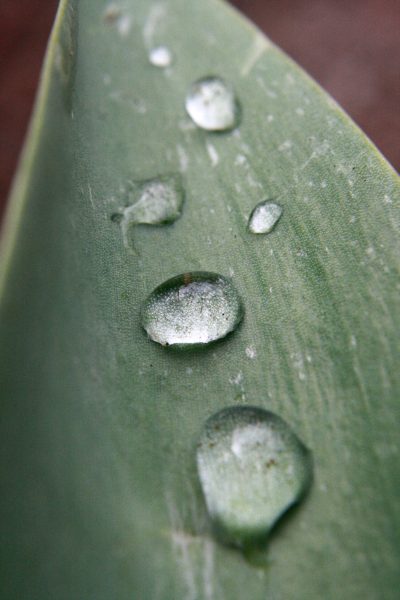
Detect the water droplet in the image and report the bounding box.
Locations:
[197,406,312,547]
[185,76,240,131]
[122,174,183,225]
[141,272,243,346]
[149,45,172,68]
[248,201,283,234]
[113,174,184,251]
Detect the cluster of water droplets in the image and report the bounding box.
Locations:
[148,45,173,68]
[111,69,283,245]
[103,16,311,554]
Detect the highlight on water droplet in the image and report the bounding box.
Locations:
[196,406,312,547]
[141,272,243,347]
[149,45,173,68]
[248,201,283,234]
[112,174,184,251]
[185,76,240,131]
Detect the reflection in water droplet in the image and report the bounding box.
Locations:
[197,406,312,547]
[113,174,184,252]
[149,45,172,68]
[141,272,243,346]
[248,201,283,234]
[185,77,240,131]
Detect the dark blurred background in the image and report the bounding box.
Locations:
[0,0,399,218]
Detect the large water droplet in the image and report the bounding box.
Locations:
[185,76,240,131]
[248,201,283,234]
[197,406,312,547]
[149,45,172,68]
[113,174,184,251]
[141,272,243,346]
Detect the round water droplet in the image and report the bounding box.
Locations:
[197,406,312,546]
[149,45,172,68]
[141,272,243,346]
[185,76,240,131]
[248,201,283,234]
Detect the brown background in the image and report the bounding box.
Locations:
[0,0,399,218]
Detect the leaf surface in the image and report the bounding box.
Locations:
[1,1,399,598]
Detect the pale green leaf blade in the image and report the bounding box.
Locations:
[1,1,399,599]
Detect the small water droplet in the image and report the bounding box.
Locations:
[185,76,240,131]
[149,45,172,68]
[141,272,243,346]
[197,406,312,547]
[123,174,183,225]
[248,201,283,234]
[113,174,184,251]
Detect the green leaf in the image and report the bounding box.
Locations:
[1,1,399,598]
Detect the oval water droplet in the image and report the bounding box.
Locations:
[113,174,184,251]
[149,45,172,68]
[197,406,312,547]
[141,272,243,346]
[185,76,240,131]
[248,201,283,234]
